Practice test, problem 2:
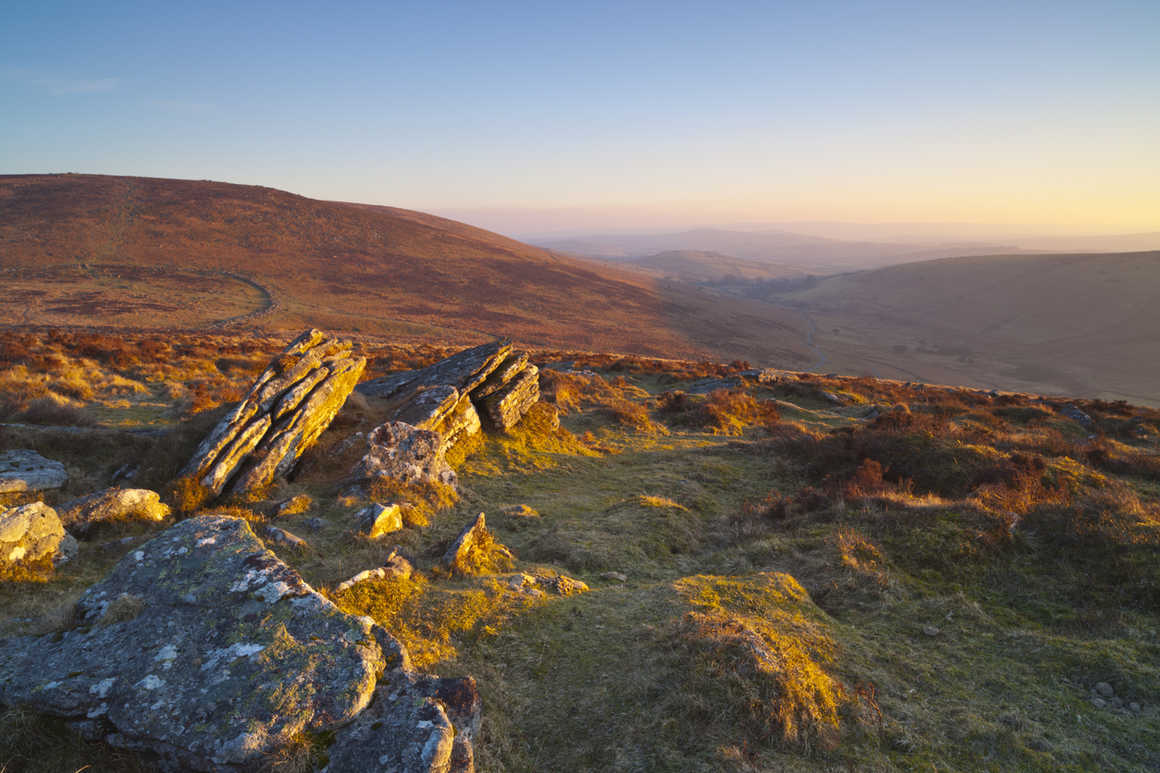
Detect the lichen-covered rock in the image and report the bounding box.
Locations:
[356,422,457,489]
[58,488,170,537]
[323,672,480,773]
[0,502,77,570]
[355,503,404,539]
[181,329,366,498]
[0,515,391,771]
[478,365,540,432]
[0,449,68,493]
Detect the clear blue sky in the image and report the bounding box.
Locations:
[3,1,1158,234]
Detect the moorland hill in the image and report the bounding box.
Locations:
[0,174,813,367]
[756,250,1160,405]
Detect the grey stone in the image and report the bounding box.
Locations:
[355,503,404,539]
[0,449,68,493]
[355,421,457,489]
[323,672,480,773]
[0,516,391,771]
[272,494,312,517]
[181,329,366,498]
[263,525,309,551]
[335,550,413,592]
[0,502,77,570]
[1062,404,1095,428]
[1091,697,1107,709]
[58,488,170,537]
[1095,681,1114,697]
[500,504,539,519]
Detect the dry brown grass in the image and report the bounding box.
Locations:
[657,388,781,435]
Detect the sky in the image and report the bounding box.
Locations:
[3,0,1159,238]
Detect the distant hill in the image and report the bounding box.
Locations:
[0,174,815,366]
[536,227,1001,273]
[764,250,1160,404]
[610,250,809,282]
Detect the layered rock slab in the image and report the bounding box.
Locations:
[182,329,366,497]
[354,340,542,488]
[0,515,388,771]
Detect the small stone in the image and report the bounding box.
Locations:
[263,525,308,551]
[1110,696,1123,709]
[355,503,404,539]
[305,517,325,532]
[600,571,628,583]
[441,513,514,576]
[273,494,312,517]
[1129,702,1141,713]
[1091,697,1107,709]
[1094,681,1114,697]
[922,625,940,637]
[500,504,539,519]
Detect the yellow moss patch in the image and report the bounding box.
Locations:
[675,572,848,749]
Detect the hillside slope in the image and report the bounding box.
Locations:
[766,251,1160,403]
[0,174,813,366]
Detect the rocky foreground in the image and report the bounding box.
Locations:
[0,331,545,771]
[2,328,1158,772]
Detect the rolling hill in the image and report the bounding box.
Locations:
[764,250,1160,404]
[611,250,810,282]
[0,174,815,367]
[536,227,1002,273]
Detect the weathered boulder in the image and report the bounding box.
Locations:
[355,503,404,539]
[442,513,514,576]
[323,672,480,773]
[357,340,541,462]
[0,502,77,570]
[478,364,540,432]
[58,488,170,537]
[0,449,68,493]
[181,329,366,498]
[0,515,389,771]
[355,422,457,489]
